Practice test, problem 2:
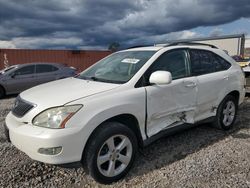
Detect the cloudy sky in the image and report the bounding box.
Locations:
[0,0,250,50]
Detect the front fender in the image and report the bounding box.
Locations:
[66,87,146,156]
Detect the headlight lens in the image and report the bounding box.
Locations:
[32,105,82,129]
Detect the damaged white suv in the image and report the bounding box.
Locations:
[5,43,245,184]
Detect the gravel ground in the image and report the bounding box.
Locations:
[0,96,250,188]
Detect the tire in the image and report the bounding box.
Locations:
[83,122,138,184]
[213,95,238,130]
[0,86,5,99]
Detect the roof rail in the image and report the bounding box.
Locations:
[126,45,150,49]
[165,42,218,49]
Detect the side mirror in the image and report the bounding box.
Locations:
[149,71,172,85]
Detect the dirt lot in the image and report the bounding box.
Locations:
[0,96,250,188]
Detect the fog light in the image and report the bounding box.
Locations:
[38,147,62,155]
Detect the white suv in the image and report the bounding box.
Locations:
[5,43,245,184]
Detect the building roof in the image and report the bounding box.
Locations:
[164,34,245,44]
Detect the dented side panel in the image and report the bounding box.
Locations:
[146,77,197,137]
[194,71,228,122]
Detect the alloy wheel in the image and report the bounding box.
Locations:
[97,134,133,177]
[222,100,236,126]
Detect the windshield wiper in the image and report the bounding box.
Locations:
[89,76,101,81]
[79,76,101,81]
[79,75,124,84]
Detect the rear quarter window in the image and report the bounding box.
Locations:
[212,53,231,71]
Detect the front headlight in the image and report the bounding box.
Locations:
[32,105,82,129]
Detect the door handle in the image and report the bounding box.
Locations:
[185,82,197,88]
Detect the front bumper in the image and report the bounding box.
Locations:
[5,112,84,164]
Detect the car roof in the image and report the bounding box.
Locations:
[123,44,220,52]
[122,43,232,63]
[124,46,163,51]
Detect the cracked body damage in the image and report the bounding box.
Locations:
[151,110,195,131]
[146,77,197,137]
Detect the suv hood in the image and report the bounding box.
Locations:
[20,77,120,107]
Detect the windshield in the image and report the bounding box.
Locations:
[78,51,156,84]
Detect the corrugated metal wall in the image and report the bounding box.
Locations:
[0,49,111,71]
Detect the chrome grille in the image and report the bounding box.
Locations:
[12,97,34,117]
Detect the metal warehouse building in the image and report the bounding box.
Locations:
[166,34,245,57]
[0,49,111,71]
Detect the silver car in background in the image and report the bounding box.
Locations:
[0,63,77,98]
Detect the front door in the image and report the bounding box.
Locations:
[5,65,36,93]
[145,49,197,137]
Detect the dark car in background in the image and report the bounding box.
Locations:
[243,64,250,93]
[0,63,77,98]
[232,55,250,67]
[231,55,250,92]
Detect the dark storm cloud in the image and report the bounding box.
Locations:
[0,0,250,49]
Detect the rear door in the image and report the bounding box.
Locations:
[145,49,198,137]
[189,49,231,121]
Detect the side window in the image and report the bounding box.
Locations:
[15,65,35,75]
[36,65,58,73]
[190,50,231,76]
[190,50,214,76]
[148,50,189,80]
[212,54,231,71]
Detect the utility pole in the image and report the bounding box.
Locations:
[3,53,9,68]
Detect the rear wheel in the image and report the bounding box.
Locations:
[213,95,238,130]
[84,122,138,184]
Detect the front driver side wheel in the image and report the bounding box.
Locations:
[83,122,138,184]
